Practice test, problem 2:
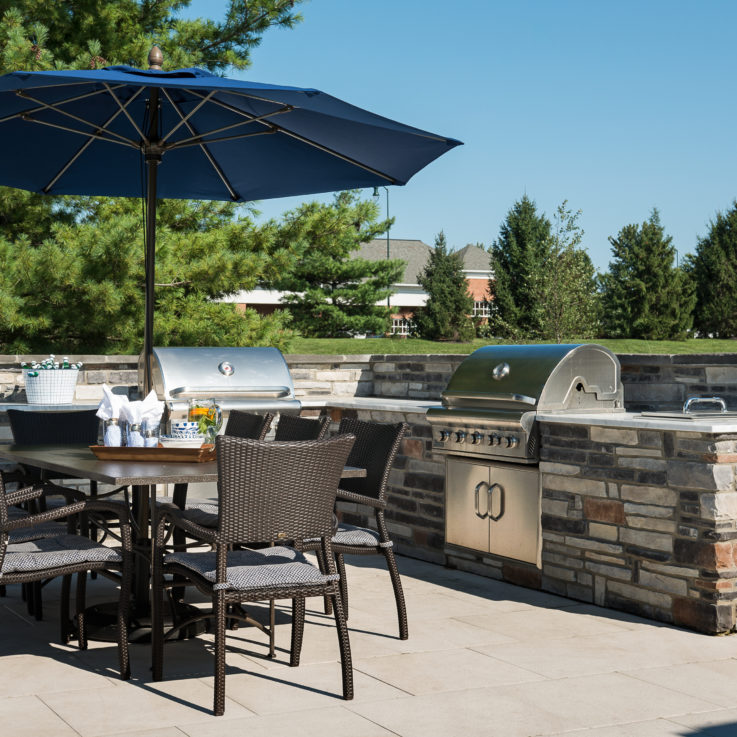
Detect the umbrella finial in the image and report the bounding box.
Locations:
[148,46,163,70]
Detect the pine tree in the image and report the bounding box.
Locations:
[0,1,306,352]
[534,202,600,342]
[688,202,737,337]
[599,209,693,339]
[274,191,403,338]
[488,195,551,339]
[412,231,474,342]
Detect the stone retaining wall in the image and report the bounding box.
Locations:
[537,421,737,634]
[0,352,735,408]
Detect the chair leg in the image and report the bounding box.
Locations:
[117,566,131,681]
[32,580,43,620]
[151,556,164,682]
[290,597,305,667]
[76,572,88,650]
[336,553,348,618]
[269,598,276,658]
[60,574,73,644]
[330,590,354,700]
[383,547,408,640]
[314,548,332,615]
[0,584,5,597]
[213,591,227,716]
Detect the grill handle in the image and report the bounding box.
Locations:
[488,483,505,521]
[474,481,489,519]
[443,391,537,406]
[168,385,291,399]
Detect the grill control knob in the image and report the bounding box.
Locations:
[455,431,467,443]
[438,430,450,442]
[506,436,520,449]
[489,433,502,446]
[470,432,483,445]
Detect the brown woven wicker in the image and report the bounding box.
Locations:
[0,477,132,678]
[151,434,356,716]
[274,413,330,441]
[303,418,409,641]
[223,410,274,440]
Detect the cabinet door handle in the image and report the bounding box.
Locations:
[474,481,489,518]
[488,483,505,521]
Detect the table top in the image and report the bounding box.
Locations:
[0,444,365,486]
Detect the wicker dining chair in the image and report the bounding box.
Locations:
[274,413,330,442]
[302,418,409,640]
[0,475,132,677]
[224,410,274,440]
[152,434,356,716]
[6,408,103,618]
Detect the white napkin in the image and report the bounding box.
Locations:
[121,391,164,447]
[96,384,128,446]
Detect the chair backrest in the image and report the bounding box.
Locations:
[224,410,273,440]
[7,408,100,445]
[215,434,355,545]
[337,418,407,503]
[274,413,330,442]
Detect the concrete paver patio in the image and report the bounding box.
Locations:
[2,554,737,737]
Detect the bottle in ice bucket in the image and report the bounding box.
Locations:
[188,398,222,442]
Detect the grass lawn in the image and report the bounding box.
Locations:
[287,337,737,355]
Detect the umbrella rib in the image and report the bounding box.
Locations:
[43,87,146,193]
[0,84,128,125]
[190,92,397,184]
[168,129,276,149]
[16,90,139,147]
[164,106,292,149]
[20,115,138,149]
[103,83,149,143]
[160,87,239,200]
[159,90,215,145]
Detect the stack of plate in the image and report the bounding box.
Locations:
[159,435,206,449]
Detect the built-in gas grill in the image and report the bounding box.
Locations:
[139,346,301,417]
[427,344,623,567]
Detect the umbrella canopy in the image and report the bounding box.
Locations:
[0,51,462,389]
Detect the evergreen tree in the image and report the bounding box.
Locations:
[488,195,551,339]
[0,197,296,352]
[413,231,474,341]
[599,209,693,339]
[534,202,600,342]
[0,1,305,352]
[274,191,402,337]
[688,202,737,337]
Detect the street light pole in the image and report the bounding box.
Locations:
[373,186,390,309]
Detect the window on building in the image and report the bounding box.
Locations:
[473,301,490,317]
[391,317,412,335]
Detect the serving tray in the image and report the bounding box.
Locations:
[89,444,216,463]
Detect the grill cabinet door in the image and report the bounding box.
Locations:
[445,458,491,553]
[487,463,540,566]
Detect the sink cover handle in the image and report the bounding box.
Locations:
[683,395,727,414]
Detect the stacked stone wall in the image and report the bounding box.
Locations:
[538,420,737,634]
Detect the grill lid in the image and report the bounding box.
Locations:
[440,343,622,414]
[139,346,300,412]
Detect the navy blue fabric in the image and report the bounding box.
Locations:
[0,65,462,202]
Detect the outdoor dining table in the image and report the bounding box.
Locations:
[0,442,366,641]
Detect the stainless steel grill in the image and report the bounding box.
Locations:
[427,344,623,567]
[139,346,301,416]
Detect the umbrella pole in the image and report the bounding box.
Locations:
[143,84,162,396]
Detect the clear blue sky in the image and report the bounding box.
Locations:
[183,0,736,271]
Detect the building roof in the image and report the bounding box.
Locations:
[357,239,432,284]
[456,243,490,271]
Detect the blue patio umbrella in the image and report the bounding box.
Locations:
[0,48,462,391]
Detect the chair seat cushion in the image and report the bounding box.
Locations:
[8,522,69,544]
[157,497,219,528]
[164,545,339,592]
[307,523,391,548]
[1,535,122,575]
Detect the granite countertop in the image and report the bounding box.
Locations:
[537,411,737,433]
[300,396,439,414]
